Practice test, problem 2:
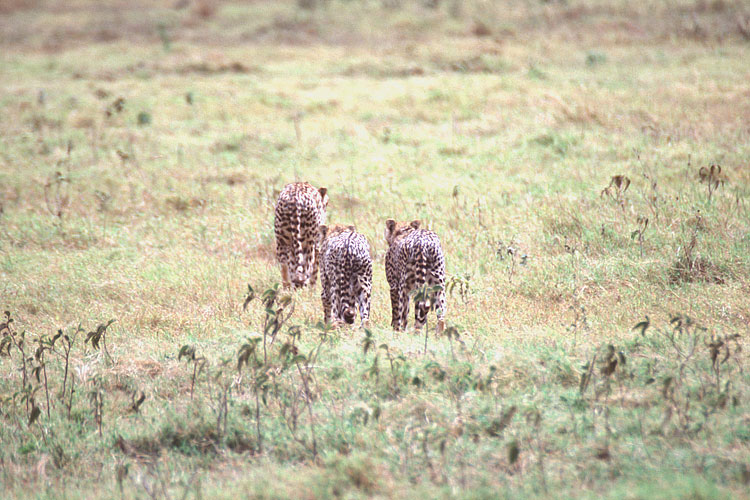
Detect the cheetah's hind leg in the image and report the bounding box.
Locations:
[434,287,446,335]
[280,262,291,289]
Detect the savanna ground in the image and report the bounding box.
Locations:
[1,0,750,498]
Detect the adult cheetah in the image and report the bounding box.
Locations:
[273,182,328,289]
[384,219,446,332]
[318,224,372,326]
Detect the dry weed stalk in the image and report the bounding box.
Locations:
[600,175,631,210]
[698,164,725,203]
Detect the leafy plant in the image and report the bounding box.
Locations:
[600,174,631,210]
[85,319,116,364]
[446,273,471,303]
[237,336,266,453]
[178,345,207,399]
[698,164,725,203]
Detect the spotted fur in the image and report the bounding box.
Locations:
[274,182,328,289]
[384,219,446,332]
[318,224,372,326]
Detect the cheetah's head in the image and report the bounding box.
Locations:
[318,224,355,246]
[384,219,420,246]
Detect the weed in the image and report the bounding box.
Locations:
[178,345,207,399]
[156,22,171,52]
[669,223,725,284]
[601,175,631,211]
[698,164,725,203]
[85,319,116,364]
[631,215,649,258]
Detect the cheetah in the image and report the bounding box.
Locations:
[274,182,328,289]
[318,224,372,326]
[384,219,446,333]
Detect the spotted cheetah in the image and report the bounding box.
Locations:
[384,219,446,332]
[274,182,328,289]
[318,224,372,326]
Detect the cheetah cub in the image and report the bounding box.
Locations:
[318,224,372,327]
[273,182,328,289]
[384,219,446,333]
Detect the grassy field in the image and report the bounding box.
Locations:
[1,0,750,498]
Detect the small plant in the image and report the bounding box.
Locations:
[237,336,266,453]
[43,171,71,223]
[669,221,724,284]
[0,310,17,356]
[85,319,116,364]
[178,345,207,399]
[379,343,406,393]
[579,343,626,398]
[631,215,649,258]
[567,299,589,347]
[1,311,32,414]
[137,112,152,126]
[657,314,741,434]
[443,325,465,360]
[361,329,376,358]
[157,22,171,51]
[104,97,125,118]
[446,273,472,303]
[129,390,147,413]
[31,334,53,418]
[210,357,235,442]
[497,240,527,283]
[53,325,82,417]
[88,376,105,437]
[525,409,547,491]
[636,152,661,221]
[255,284,295,363]
[288,346,320,458]
[600,174,630,210]
[585,51,607,66]
[698,164,725,203]
[43,141,74,225]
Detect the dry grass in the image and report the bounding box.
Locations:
[1,1,749,499]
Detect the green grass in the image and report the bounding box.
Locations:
[1,0,750,498]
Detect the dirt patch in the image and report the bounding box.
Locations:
[244,17,322,45]
[248,241,276,263]
[340,62,426,79]
[173,61,260,75]
[431,54,507,74]
[166,196,207,212]
[202,173,247,186]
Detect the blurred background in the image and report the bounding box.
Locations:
[3,0,749,52]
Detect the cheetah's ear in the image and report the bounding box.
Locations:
[318,187,328,199]
[347,225,356,231]
[318,225,328,239]
[410,220,421,229]
[384,219,396,244]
